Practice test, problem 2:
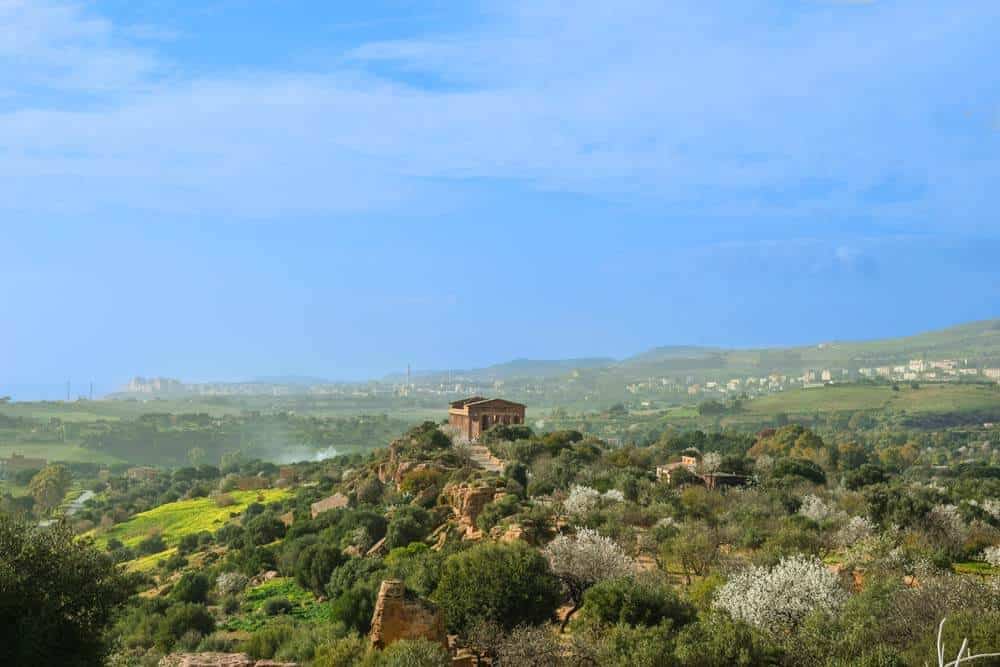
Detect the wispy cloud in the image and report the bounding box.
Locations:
[0,0,998,227]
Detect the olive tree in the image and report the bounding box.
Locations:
[433,542,560,635]
[0,515,135,665]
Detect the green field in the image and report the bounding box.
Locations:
[0,398,442,423]
[128,547,179,573]
[222,577,335,632]
[737,382,999,418]
[91,488,291,551]
[0,480,28,497]
[0,442,123,465]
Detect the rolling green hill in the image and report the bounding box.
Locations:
[399,318,1000,385]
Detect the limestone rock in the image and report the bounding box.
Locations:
[369,580,447,650]
[491,522,535,545]
[441,482,497,538]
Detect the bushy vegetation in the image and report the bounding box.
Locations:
[3,402,999,665]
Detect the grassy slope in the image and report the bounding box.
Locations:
[596,319,1000,381]
[739,382,1000,417]
[221,577,334,632]
[91,488,290,550]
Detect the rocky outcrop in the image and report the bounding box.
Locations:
[369,580,447,650]
[366,536,388,557]
[491,522,536,545]
[247,570,279,587]
[441,482,500,538]
[158,654,296,667]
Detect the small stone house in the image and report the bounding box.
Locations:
[126,466,159,482]
[655,455,698,484]
[310,492,350,518]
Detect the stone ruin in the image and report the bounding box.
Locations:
[369,579,447,650]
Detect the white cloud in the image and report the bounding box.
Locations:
[0,0,158,97]
[0,0,998,225]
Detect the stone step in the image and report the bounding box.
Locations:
[467,445,504,473]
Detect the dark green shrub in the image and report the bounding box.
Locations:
[157,603,215,650]
[262,597,293,616]
[294,543,345,595]
[137,533,167,555]
[171,572,210,604]
[385,506,433,550]
[433,542,560,634]
[580,576,695,629]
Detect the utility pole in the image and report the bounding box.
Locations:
[90,382,94,401]
[66,380,70,402]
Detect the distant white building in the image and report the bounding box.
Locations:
[985,368,1000,381]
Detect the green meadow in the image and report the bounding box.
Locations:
[737,382,998,418]
[91,488,291,551]
[222,577,335,632]
[0,442,123,465]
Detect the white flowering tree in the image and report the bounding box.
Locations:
[602,489,625,503]
[927,504,967,555]
[982,546,1000,569]
[563,485,602,518]
[216,571,249,596]
[713,554,847,638]
[981,499,1000,522]
[798,494,837,522]
[701,451,722,474]
[543,528,635,631]
[835,516,876,549]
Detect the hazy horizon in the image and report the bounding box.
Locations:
[3,316,997,402]
[2,1,998,397]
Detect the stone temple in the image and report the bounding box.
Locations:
[447,396,526,441]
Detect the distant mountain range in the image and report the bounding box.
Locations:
[118,318,1000,395]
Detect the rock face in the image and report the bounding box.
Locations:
[491,522,536,545]
[158,654,297,667]
[369,579,447,650]
[442,482,499,538]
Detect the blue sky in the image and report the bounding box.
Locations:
[1,0,998,397]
